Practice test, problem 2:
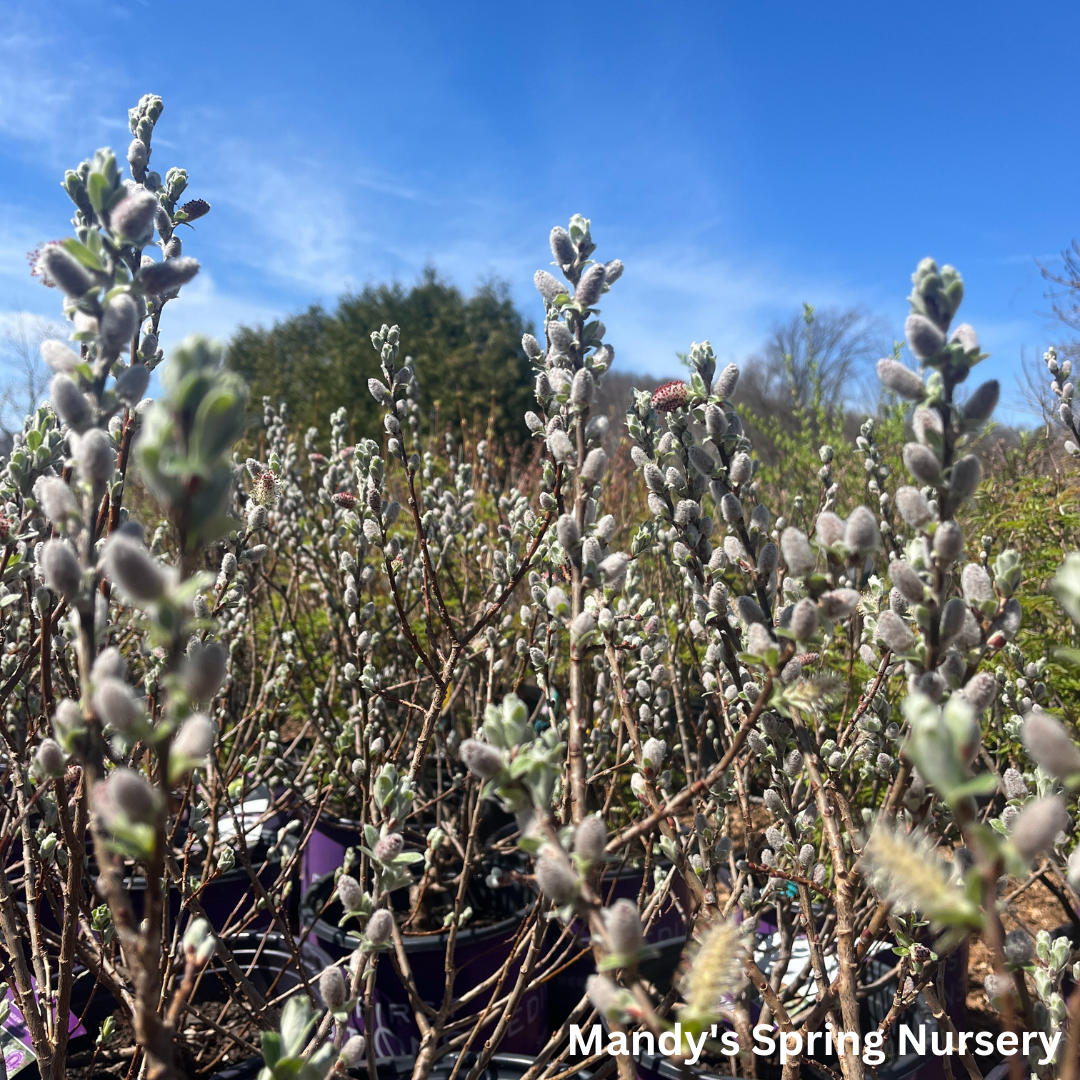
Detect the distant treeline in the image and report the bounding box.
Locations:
[227,269,538,445]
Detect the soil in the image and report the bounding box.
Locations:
[64,1006,261,1078]
[965,870,1077,1023]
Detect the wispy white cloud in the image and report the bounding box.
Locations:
[0,11,118,167]
[153,271,284,351]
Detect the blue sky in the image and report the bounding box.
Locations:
[1,0,1077,424]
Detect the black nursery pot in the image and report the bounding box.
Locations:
[546,863,689,1031]
[126,852,289,933]
[300,872,548,1059]
[301,800,517,894]
[795,941,969,1080]
[194,930,324,1007]
[207,1051,582,1080]
[635,1057,736,1080]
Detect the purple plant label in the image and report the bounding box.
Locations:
[2,982,86,1077]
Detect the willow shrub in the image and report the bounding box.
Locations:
[3,93,1080,1080]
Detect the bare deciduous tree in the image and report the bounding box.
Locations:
[0,308,67,434]
[737,304,890,420]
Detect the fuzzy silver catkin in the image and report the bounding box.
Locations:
[36,738,66,777]
[570,611,596,643]
[94,767,160,830]
[903,443,941,485]
[815,511,845,547]
[876,358,925,400]
[642,737,667,769]
[341,1035,367,1067]
[905,313,946,359]
[1001,769,1028,801]
[673,499,698,527]
[643,462,665,493]
[138,257,200,295]
[41,539,82,596]
[586,974,625,1021]
[708,582,728,613]
[536,854,579,904]
[1021,710,1080,780]
[964,379,999,422]
[547,428,573,463]
[109,188,158,243]
[571,368,595,408]
[939,597,966,644]
[1009,796,1069,866]
[598,551,629,587]
[960,563,993,604]
[575,263,607,307]
[574,814,607,860]
[961,671,997,712]
[37,245,95,297]
[844,505,879,553]
[911,408,943,448]
[99,294,142,356]
[714,363,740,399]
[735,595,766,626]
[70,428,116,484]
[704,403,727,440]
[687,446,714,477]
[550,226,575,268]
[51,698,83,745]
[889,560,925,604]
[895,485,934,528]
[585,415,609,444]
[173,714,216,761]
[459,738,506,779]
[557,513,581,554]
[521,333,542,359]
[746,622,773,656]
[872,613,915,652]
[41,339,79,373]
[1002,929,1033,967]
[720,493,743,524]
[604,259,624,284]
[91,647,127,683]
[319,965,347,1010]
[337,874,364,912]
[35,476,79,526]
[547,321,573,356]
[374,833,404,863]
[103,533,166,603]
[534,270,562,304]
[989,597,1021,641]
[757,542,778,578]
[950,323,978,352]
[949,455,982,501]
[780,527,815,577]
[819,588,859,619]
[92,677,142,733]
[50,373,92,431]
[933,520,965,564]
[728,452,752,486]
[182,643,227,701]
[366,908,394,946]
[603,898,643,959]
[115,362,150,402]
[790,598,818,641]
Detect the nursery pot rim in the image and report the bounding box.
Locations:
[302,871,532,953]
